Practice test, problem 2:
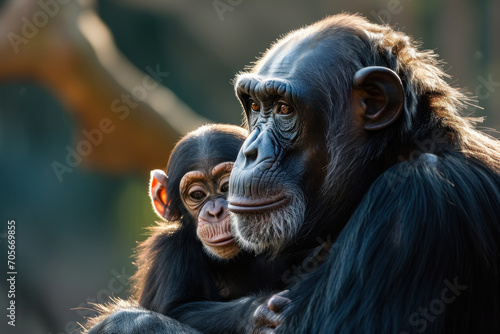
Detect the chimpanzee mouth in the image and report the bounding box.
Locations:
[203,234,235,247]
[198,213,230,226]
[229,189,305,255]
[228,196,289,213]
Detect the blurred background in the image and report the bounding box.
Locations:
[0,0,498,333]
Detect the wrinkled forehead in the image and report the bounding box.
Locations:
[179,161,234,190]
[189,161,234,178]
[256,35,334,79]
[235,37,336,102]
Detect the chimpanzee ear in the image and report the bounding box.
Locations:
[351,66,404,131]
[149,169,180,221]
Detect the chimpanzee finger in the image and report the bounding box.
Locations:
[253,303,284,329]
[267,295,291,313]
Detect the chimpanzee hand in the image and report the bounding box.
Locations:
[252,291,291,334]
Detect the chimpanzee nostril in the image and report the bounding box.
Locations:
[243,145,258,161]
[241,129,260,162]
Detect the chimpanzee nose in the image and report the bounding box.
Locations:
[206,198,227,220]
[242,129,259,161]
[241,129,275,166]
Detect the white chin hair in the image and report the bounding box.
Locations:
[230,191,305,256]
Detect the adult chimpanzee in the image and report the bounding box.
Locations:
[85,124,287,333]
[87,14,500,334]
[227,14,500,333]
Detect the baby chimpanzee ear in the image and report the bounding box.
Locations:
[149,169,180,221]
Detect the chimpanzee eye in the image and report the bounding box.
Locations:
[250,101,260,112]
[277,103,293,115]
[220,182,229,193]
[189,190,206,200]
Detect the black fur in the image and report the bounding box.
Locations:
[283,152,500,333]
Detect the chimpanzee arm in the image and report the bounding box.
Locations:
[85,296,268,334]
[279,153,500,334]
[169,295,267,334]
[86,307,202,334]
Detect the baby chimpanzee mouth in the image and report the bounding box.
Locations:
[203,234,235,247]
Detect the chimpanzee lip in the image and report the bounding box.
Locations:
[198,213,230,226]
[228,196,288,213]
[204,234,235,246]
